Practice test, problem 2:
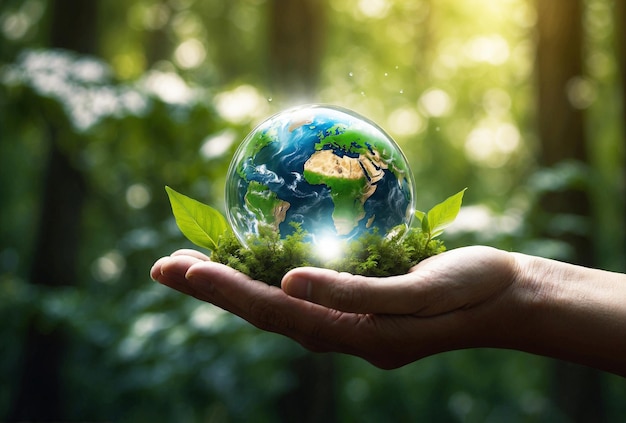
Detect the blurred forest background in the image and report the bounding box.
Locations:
[1,0,626,421]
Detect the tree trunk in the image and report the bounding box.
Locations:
[616,0,626,262]
[535,0,590,266]
[9,140,87,421]
[535,1,606,421]
[7,0,96,420]
[267,0,326,104]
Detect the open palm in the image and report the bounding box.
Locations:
[152,246,520,369]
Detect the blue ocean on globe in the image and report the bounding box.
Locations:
[225,104,415,247]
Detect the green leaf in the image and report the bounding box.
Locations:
[425,188,467,239]
[414,209,426,223]
[165,186,230,251]
[420,213,430,234]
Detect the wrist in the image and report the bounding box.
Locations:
[506,252,626,376]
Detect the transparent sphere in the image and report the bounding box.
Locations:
[225,104,415,248]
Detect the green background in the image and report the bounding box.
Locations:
[1,0,625,421]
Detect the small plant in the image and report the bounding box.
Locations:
[414,188,467,249]
[166,186,466,286]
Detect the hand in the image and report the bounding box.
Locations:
[151,246,522,369]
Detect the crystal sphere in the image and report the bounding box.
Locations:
[225,104,415,248]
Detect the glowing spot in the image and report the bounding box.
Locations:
[171,10,203,38]
[126,183,151,209]
[464,121,521,168]
[214,84,268,124]
[357,0,390,18]
[174,38,206,69]
[419,88,452,117]
[388,107,423,136]
[566,77,596,109]
[315,236,344,261]
[143,70,194,104]
[200,129,237,160]
[466,35,510,65]
[131,313,172,337]
[190,304,227,330]
[1,12,30,40]
[91,250,126,283]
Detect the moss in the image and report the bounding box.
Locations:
[212,225,445,286]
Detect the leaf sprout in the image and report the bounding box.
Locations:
[166,186,466,286]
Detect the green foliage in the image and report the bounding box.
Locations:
[3,0,626,421]
[212,225,446,286]
[166,186,231,251]
[415,188,467,246]
[212,224,312,285]
[167,187,453,285]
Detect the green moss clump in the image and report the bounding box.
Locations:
[211,225,445,286]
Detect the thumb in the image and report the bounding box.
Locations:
[281,267,438,314]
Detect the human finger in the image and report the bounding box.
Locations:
[150,256,170,281]
[154,258,471,368]
[152,255,206,297]
[153,257,324,347]
[281,266,442,315]
[150,250,208,282]
[184,261,378,355]
[171,249,211,261]
[282,247,517,316]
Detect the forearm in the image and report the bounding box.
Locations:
[506,253,626,376]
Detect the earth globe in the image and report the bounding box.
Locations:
[225,104,415,255]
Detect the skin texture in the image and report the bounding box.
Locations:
[151,246,626,377]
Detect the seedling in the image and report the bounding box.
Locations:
[166,186,466,286]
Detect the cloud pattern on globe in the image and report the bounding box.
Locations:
[225,104,415,247]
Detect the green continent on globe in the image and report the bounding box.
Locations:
[236,127,280,180]
[314,126,409,186]
[303,149,381,235]
[244,181,291,230]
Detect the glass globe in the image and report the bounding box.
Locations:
[225,104,415,248]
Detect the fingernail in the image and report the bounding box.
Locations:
[150,257,171,281]
[150,265,159,281]
[284,275,311,300]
